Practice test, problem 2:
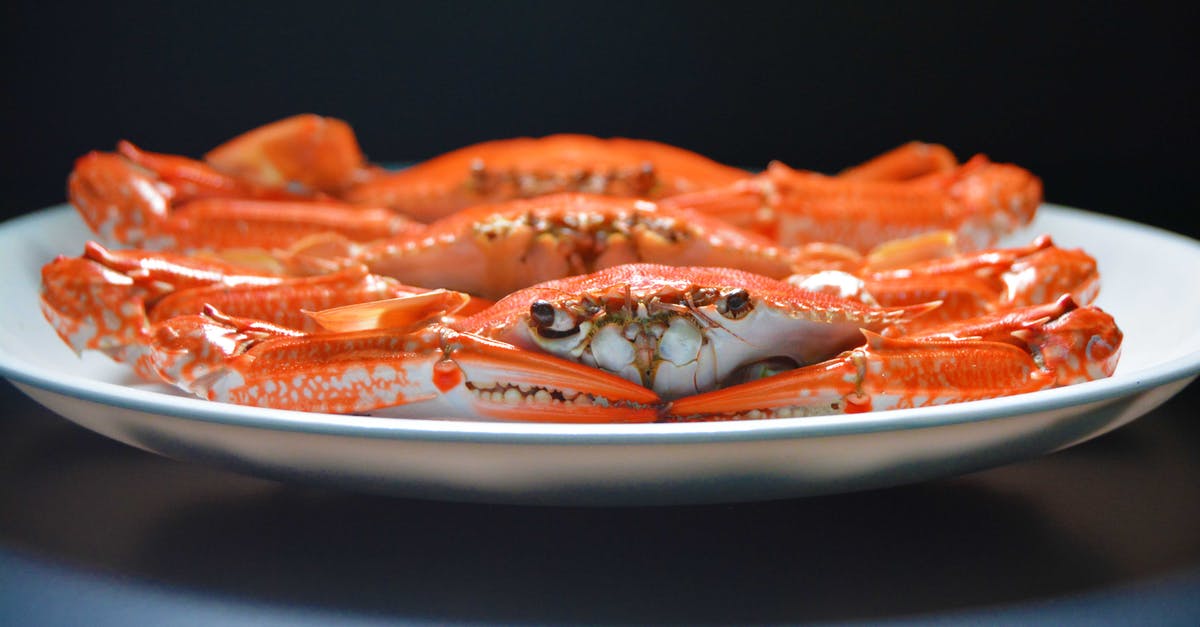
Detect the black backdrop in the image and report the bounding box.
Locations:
[2,2,1196,238]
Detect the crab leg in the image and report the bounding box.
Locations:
[148,310,660,423]
[791,235,1101,331]
[666,297,1121,421]
[70,146,419,250]
[41,242,284,359]
[176,198,419,252]
[861,237,1098,329]
[836,141,958,182]
[40,243,441,374]
[662,154,1042,252]
[113,141,296,201]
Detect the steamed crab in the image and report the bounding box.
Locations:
[38,115,1120,422]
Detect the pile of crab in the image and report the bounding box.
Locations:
[40,115,1122,423]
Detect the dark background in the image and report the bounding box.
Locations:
[2,1,1196,239]
[2,3,1200,623]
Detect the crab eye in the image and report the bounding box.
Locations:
[530,300,556,327]
[530,300,581,339]
[717,288,753,319]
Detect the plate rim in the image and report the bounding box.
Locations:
[2,203,1199,446]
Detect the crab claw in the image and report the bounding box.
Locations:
[147,310,661,423]
[69,151,173,247]
[911,295,1122,386]
[837,141,959,181]
[666,332,1055,421]
[41,252,146,357]
[667,294,1122,422]
[438,330,661,423]
[203,114,378,194]
[1015,305,1122,385]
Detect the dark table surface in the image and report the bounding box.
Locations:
[1,376,1198,625]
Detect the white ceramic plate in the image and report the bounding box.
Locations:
[2,204,1199,505]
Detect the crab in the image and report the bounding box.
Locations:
[38,116,1120,423]
[66,114,1041,255]
[42,247,1119,422]
[126,264,1120,422]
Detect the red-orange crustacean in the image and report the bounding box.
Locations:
[40,115,1121,422]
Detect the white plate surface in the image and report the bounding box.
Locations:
[2,204,1199,505]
